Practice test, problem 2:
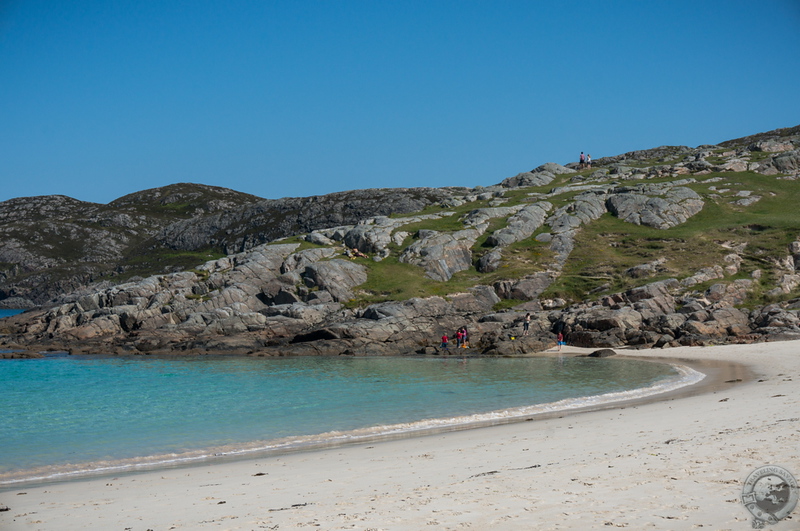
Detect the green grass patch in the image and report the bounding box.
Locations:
[394,213,464,234]
[539,172,800,303]
[119,247,226,280]
[347,257,466,306]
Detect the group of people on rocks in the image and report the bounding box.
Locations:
[522,313,566,350]
[438,319,567,354]
[439,327,469,352]
[579,151,592,169]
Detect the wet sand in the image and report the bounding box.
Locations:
[2,341,799,530]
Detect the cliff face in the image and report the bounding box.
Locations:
[1,125,799,355]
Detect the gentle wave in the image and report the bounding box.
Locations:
[0,362,704,487]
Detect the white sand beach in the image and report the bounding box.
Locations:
[2,341,799,530]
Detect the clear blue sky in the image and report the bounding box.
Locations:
[2,1,799,204]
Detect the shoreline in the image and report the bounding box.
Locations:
[2,341,799,529]
[0,353,715,490]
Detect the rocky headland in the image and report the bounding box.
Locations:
[1,125,799,356]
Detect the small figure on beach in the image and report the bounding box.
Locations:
[440,334,450,353]
[522,313,531,336]
[557,331,565,351]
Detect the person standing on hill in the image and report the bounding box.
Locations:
[586,154,592,169]
[579,151,586,169]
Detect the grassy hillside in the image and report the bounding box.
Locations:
[322,164,800,309]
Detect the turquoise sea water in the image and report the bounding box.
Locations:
[0,354,702,486]
[0,309,24,318]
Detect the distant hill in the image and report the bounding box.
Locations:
[0,184,458,306]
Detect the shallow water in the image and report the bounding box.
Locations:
[0,354,700,485]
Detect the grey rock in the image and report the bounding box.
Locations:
[282,247,338,273]
[305,232,335,246]
[625,258,668,279]
[588,348,616,357]
[0,296,35,309]
[493,272,554,301]
[772,150,800,173]
[500,171,557,188]
[302,260,368,302]
[733,196,761,207]
[606,185,704,229]
[399,225,487,281]
[476,249,503,273]
[534,162,574,175]
[463,205,524,227]
[750,140,795,152]
[486,202,552,247]
[681,266,725,287]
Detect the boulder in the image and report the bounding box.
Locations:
[588,348,616,357]
[302,260,368,302]
[705,280,754,306]
[485,202,552,247]
[681,319,726,337]
[606,185,704,229]
[625,258,667,279]
[282,247,338,273]
[480,336,549,356]
[750,140,795,153]
[305,231,335,246]
[567,329,625,348]
[463,205,524,227]
[772,150,800,173]
[493,273,554,301]
[342,219,396,254]
[709,307,751,335]
[681,266,725,287]
[476,249,503,273]
[500,171,557,188]
[651,312,688,333]
[578,306,643,331]
[535,162,574,175]
[399,226,487,281]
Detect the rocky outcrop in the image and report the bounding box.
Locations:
[303,260,368,302]
[605,183,704,229]
[485,202,552,247]
[399,225,488,281]
[156,188,464,254]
